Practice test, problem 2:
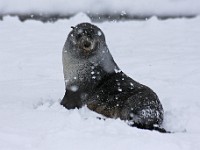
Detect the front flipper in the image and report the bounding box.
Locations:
[60,89,83,109]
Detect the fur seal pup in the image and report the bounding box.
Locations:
[61,23,165,132]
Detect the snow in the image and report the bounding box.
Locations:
[0,13,200,150]
[0,0,200,16]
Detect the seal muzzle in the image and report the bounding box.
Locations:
[79,36,94,51]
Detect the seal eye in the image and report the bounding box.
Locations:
[77,34,82,40]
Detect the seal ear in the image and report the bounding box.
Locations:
[71,26,75,30]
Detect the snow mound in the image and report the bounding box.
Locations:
[69,12,91,26]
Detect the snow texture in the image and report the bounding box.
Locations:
[0,0,200,16]
[0,13,200,150]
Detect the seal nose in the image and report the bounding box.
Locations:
[80,37,93,51]
[83,41,91,49]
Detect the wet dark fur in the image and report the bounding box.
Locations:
[61,23,166,132]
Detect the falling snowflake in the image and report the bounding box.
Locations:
[97,30,102,36]
[118,88,122,92]
[70,85,78,92]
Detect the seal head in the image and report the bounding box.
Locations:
[65,23,106,59]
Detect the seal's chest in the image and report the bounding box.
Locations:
[64,63,89,80]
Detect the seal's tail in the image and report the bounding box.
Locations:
[149,126,171,133]
[130,124,171,133]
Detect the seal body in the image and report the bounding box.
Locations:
[61,23,164,130]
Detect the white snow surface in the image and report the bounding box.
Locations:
[0,13,200,150]
[0,0,200,16]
